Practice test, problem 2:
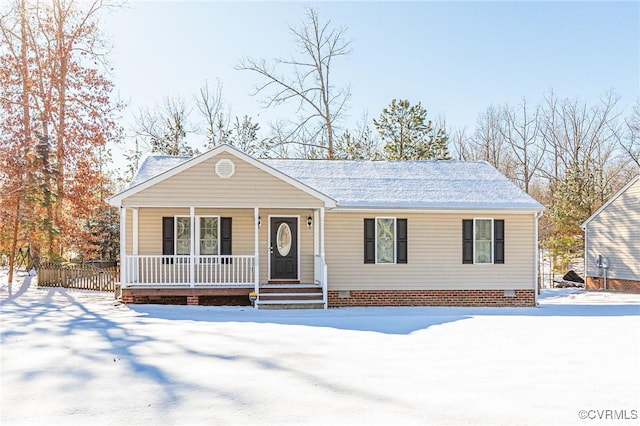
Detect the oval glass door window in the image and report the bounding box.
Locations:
[276,223,292,256]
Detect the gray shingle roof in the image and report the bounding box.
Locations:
[129,154,543,211]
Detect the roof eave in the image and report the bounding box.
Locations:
[332,205,544,214]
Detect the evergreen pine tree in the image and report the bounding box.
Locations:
[374,99,450,160]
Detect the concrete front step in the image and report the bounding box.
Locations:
[259,292,323,300]
[259,284,321,291]
[257,284,325,309]
[257,300,326,310]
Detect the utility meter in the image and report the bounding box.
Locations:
[597,255,609,269]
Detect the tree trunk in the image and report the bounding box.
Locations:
[7,198,21,285]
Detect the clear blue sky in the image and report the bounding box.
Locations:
[103,0,640,163]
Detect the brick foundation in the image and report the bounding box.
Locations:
[586,276,640,293]
[327,289,535,307]
[121,287,253,306]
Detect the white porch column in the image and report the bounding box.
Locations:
[132,208,139,286]
[254,207,260,305]
[534,211,541,306]
[320,207,326,258]
[132,208,139,256]
[313,209,319,256]
[119,207,127,288]
[190,207,195,288]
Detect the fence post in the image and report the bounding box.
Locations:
[61,266,67,288]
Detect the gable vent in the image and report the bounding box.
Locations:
[215,159,235,179]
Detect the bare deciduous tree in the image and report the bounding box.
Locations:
[237,7,351,158]
[499,98,545,194]
[195,79,231,148]
[134,96,196,156]
[621,99,640,168]
[469,106,517,180]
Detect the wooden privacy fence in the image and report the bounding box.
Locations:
[38,262,119,293]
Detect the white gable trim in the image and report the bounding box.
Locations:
[581,175,639,229]
[107,144,337,208]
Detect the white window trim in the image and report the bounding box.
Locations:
[473,218,494,265]
[196,216,221,256]
[175,215,191,256]
[375,217,397,264]
[174,215,220,256]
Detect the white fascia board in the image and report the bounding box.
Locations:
[115,203,328,210]
[581,175,639,229]
[107,144,337,208]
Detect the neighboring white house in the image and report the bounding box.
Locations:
[107,144,544,308]
[582,175,640,292]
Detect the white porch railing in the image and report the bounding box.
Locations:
[314,255,328,308]
[124,255,255,286]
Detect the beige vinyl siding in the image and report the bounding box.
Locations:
[133,207,315,284]
[137,208,188,254]
[585,180,640,280]
[125,208,133,255]
[324,212,536,291]
[123,155,324,208]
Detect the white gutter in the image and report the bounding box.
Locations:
[583,224,588,290]
[331,206,544,215]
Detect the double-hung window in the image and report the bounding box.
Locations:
[364,217,407,264]
[462,218,504,264]
[198,217,219,256]
[175,216,192,256]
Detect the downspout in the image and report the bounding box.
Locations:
[320,207,327,309]
[534,211,543,306]
[583,224,588,290]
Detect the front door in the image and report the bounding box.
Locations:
[270,217,298,280]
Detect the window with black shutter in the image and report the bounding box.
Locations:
[462,218,505,264]
[163,215,232,263]
[364,217,407,264]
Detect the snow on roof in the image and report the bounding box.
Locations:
[263,159,543,210]
[129,155,191,188]
[128,154,543,210]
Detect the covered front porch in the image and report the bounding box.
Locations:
[119,206,328,308]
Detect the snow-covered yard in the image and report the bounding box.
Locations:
[2,270,639,425]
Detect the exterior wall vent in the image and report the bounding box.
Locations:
[215,159,235,179]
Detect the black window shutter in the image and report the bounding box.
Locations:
[494,219,505,264]
[364,218,375,264]
[220,217,232,263]
[220,217,232,254]
[396,219,408,264]
[462,219,473,264]
[162,217,174,264]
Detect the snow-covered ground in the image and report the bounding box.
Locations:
[2,269,639,425]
